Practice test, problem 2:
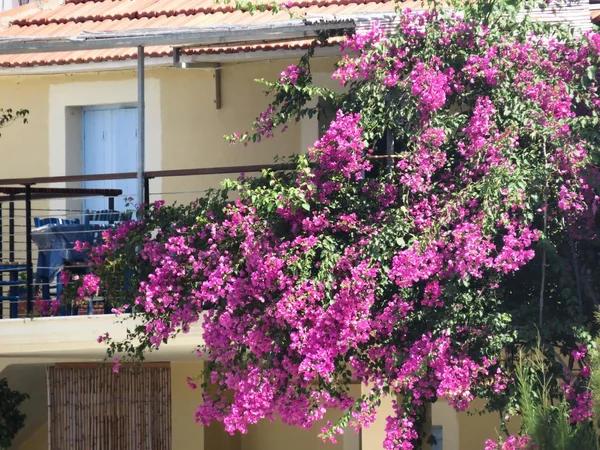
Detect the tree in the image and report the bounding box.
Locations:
[0,378,28,449]
[71,1,600,448]
[0,108,28,135]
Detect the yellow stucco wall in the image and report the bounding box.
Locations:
[16,422,47,450]
[456,398,521,450]
[240,414,343,450]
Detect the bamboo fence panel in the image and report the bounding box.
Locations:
[47,365,171,450]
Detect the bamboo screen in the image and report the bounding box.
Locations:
[47,365,172,450]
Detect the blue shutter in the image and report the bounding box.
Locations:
[82,107,138,214]
[82,109,112,213]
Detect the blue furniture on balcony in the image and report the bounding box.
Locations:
[0,262,27,318]
[83,209,133,225]
[0,185,124,318]
[32,222,111,313]
[31,209,133,315]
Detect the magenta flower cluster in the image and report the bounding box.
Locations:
[485,435,533,450]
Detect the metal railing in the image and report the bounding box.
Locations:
[0,164,294,319]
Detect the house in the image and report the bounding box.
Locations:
[0,0,595,449]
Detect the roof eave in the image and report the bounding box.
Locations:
[0,18,356,55]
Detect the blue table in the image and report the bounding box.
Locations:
[31,224,111,300]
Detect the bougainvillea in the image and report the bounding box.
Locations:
[66,0,600,448]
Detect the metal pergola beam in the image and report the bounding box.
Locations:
[0,20,354,55]
[137,46,145,207]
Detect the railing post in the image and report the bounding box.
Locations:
[9,196,14,263]
[386,129,394,171]
[108,197,115,225]
[25,184,33,315]
[137,46,146,210]
[0,202,3,308]
[144,176,150,207]
[8,196,15,318]
[0,202,3,265]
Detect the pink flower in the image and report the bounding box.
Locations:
[186,376,198,390]
[77,273,101,298]
[97,332,110,344]
[280,65,302,85]
[59,270,71,287]
[571,343,587,361]
[410,60,452,118]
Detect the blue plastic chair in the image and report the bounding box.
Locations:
[34,217,80,228]
[83,209,133,225]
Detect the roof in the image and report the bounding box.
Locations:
[0,0,410,68]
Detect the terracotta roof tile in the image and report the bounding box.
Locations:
[0,0,412,68]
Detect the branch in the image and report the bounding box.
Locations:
[539,139,548,327]
[569,234,584,313]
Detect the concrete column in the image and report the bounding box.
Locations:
[432,400,459,450]
[360,386,396,450]
[171,361,205,450]
[358,385,435,450]
[422,403,432,450]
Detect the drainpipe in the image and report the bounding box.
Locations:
[137,46,146,210]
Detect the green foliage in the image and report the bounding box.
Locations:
[512,349,598,449]
[0,108,28,136]
[588,311,600,433]
[0,378,28,450]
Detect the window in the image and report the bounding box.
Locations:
[432,425,443,450]
[82,106,138,212]
[369,130,399,179]
[317,96,336,139]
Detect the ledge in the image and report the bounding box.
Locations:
[0,314,205,362]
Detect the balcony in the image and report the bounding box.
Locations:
[0,164,289,320]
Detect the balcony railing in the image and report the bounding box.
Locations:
[0,164,293,319]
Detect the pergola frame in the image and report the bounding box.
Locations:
[0,17,363,205]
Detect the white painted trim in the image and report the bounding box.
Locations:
[82,103,137,112]
[48,77,162,213]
